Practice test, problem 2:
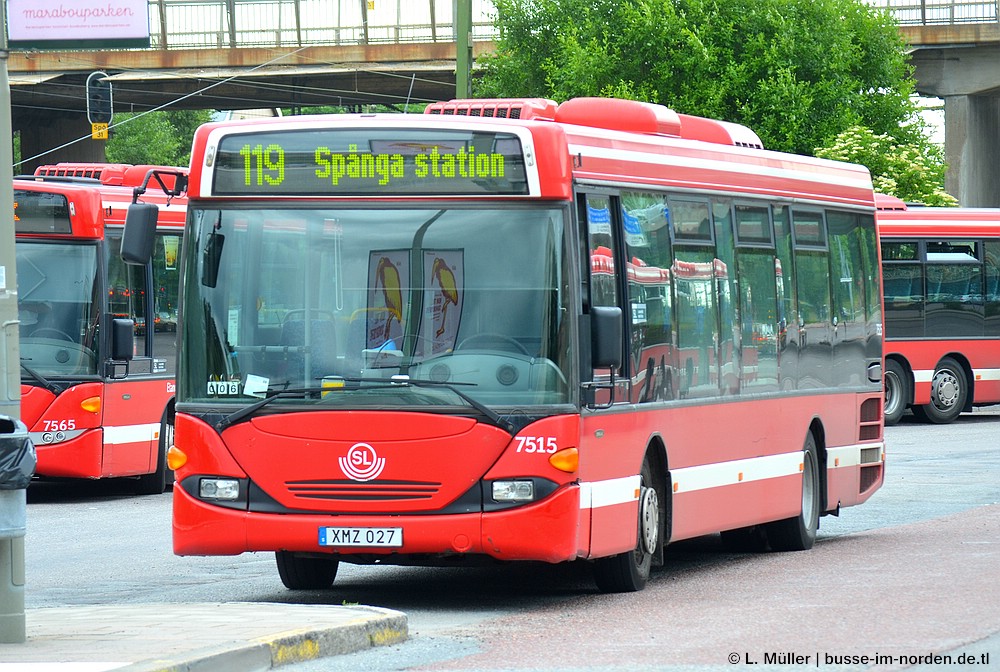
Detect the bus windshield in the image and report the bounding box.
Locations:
[17,241,100,376]
[180,205,574,409]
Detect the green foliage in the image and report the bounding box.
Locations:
[106,109,213,167]
[478,0,921,156]
[815,126,958,206]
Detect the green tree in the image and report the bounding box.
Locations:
[107,109,213,166]
[477,0,920,156]
[816,126,957,205]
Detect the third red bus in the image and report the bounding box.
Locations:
[878,194,1000,425]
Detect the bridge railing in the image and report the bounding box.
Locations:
[136,1,1000,51]
[866,0,998,24]
[148,0,500,49]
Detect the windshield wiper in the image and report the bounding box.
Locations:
[381,374,515,435]
[20,360,63,394]
[215,385,320,432]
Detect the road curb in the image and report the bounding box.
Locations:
[122,607,408,672]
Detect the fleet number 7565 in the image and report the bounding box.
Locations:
[513,436,557,453]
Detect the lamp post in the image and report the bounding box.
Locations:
[0,0,27,646]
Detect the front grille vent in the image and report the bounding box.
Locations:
[859,465,881,493]
[285,479,442,502]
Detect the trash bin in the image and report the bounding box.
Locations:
[0,415,33,643]
[0,415,35,540]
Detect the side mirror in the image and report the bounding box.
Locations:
[201,232,225,288]
[121,203,159,264]
[591,306,623,369]
[111,318,135,361]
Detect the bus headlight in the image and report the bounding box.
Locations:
[492,480,534,502]
[199,478,240,501]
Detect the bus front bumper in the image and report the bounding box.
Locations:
[172,479,585,565]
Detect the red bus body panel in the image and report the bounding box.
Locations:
[21,378,174,478]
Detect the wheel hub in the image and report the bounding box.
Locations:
[932,371,959,408]
[639,487,659,554]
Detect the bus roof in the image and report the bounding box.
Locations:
[876,194,1000,237]
[186,97,874,208]
[15,164,189,239]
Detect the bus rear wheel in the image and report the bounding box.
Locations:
[883,359,909,427]
[276,551,339,590]
[593,459,660,593]
[912,357,967,424]
[765,432,820,552]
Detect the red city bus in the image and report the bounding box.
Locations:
[15,163,187,494]
[877,193,1000,425]
[130,97,884,592]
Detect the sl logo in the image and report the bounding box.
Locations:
[339,442,385,482]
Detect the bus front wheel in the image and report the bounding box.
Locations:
[276,551,339,590]
[883,359,910,427]
[765,432,820,552]
[593,458,660,593]
[912,357,967,424]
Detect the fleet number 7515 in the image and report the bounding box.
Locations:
[513,436,557,453]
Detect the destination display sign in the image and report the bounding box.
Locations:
[212,128,530,196]
[13,189,73,234]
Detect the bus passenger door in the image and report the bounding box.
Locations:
[581,194,628,406]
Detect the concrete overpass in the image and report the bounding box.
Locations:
[896,18,1000,206]
[7,0,499,173]
[9,0,1000,205]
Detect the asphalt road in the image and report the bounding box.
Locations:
[20,406,1000,671]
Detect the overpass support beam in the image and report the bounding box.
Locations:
[15,112,105,175]
[943,95,1000,207]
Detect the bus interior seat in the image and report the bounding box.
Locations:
[280,318,338,380]
[344,308,397,373]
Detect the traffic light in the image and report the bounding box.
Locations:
[87,71,113,125]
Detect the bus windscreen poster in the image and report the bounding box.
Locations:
[6,0,150,50]
[212,129,530,196]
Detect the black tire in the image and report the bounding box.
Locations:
[765,432,820,552]
[276,551,339,590]
[136,407,174,495]
[594,458,661,593]
[911,357,967,424]
[883,359,910,427]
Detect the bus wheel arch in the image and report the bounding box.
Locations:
[593,442,668,593]
[912,355,971,424]
[136,399,175,495]
[883,357,912,426]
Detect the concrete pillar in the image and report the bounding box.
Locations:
[943,94,1000,207]
[15,112,106,176]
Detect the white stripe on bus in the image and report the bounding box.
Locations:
[104,423,160,445]
[579,475,640,510]
[670,451,804,494]
[578,441,884,504]
[912,367,1000,385]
